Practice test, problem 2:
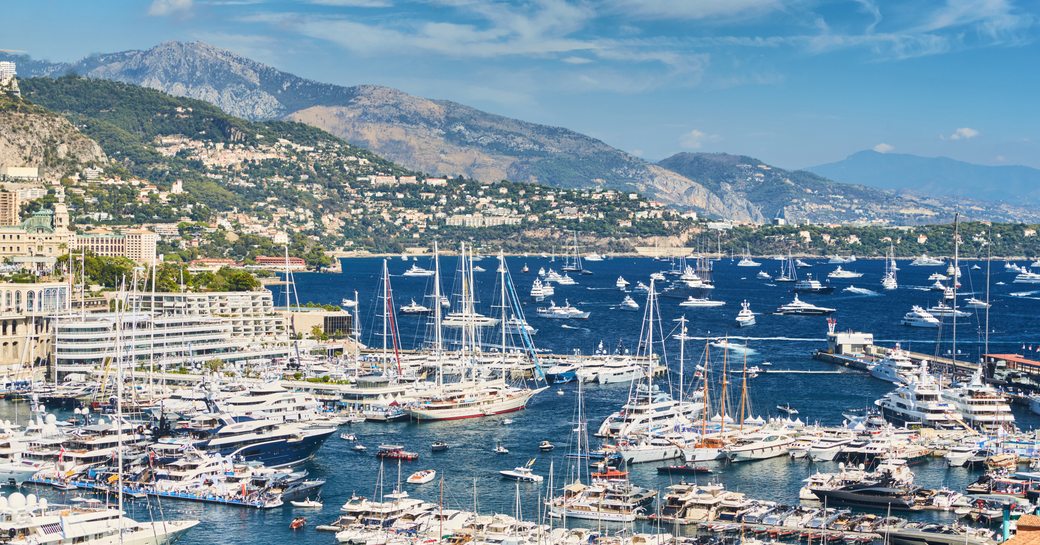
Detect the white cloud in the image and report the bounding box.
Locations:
[148,0,193,16]
[606,0,780,21]
[561,56,593,64]
[948,127,980,140]
[680,129,719,149]
[873,142,895,153]
[307,0,392,6]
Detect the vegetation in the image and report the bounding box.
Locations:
[57,253,261,291]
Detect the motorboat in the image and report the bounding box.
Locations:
[535,300,590,319]
[340,298,357,308]
[499,459,543,482]
[431,441,449,452]
[774,295,835,315]
[927,301,970,318]
[900,306,940,328]
[291,498,323,508]
[406,470,436,484]
[964,297,990,309]
[619,295,639,310]
[777,404,799,415]
[402,264,435,277]
[616,276,629,289]
[843,285,877,296]
[735,300,756,327]
[928,272,949,281]
[1013,271,1040,284]
[723,430,795,462]
[495,443,509,454]
[910,254,945,266]
[875,365,965,430]
[633,281,650,293]
[679,296,725,308]
[399,299,432,314]
[544,363,578,384]
[503,317,538,335]
[440,311,499,328]
[539,440,555,452]
[795,259,812,268]
[828,266,863,279]
[756,271,772,280]
[870,347,917,385]
[530,278,554,299]
[793,274,834,294]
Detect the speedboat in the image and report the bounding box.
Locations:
[539,440,555,452]
[402,264,435,277]
[431,441,449,452]
[616,276,629,289]
[535,300,590,319]
[679,296,725,308]
[900,306,940,328]
[495,443,509,454]
[399,299,432,314]
[619,295,639,310]
[735,300,756,327]
[500,459,543,482]
[828,266,862,279]
[291,498,323,508]
[406,470,436,484]
[774,295,835,315]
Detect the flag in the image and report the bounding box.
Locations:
[58,446,65,463]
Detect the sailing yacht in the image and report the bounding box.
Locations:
[882,245,898,290]
[736,245,761,267]
[561,231,590,274]
[735,300,755,327]
[775,254,798,283]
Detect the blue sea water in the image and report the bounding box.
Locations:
[5,256,1040,543]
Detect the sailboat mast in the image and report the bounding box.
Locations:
[433,241,443,356]
[678,315,686,406]
[500,252,508,363]
[720,341,728,435]
[952,214,959,365]
[985,231,992,355]
[382,259,388,373]
[739,345,748,432]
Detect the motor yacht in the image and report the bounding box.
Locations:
[774,295,835,315]
[619,295,639,310]
[964,297,990,309]
[535,300,590,319]
[756,271,772,280]
[597,384,699,438]
[615,276,629,289]
[927,301,969,318]
[547,480,656,522]
[870,347,917,384]
[737,245,760,267]
[828,266,863,279]
[941,369,1015,434]
[499,459,543,482]
[910,254,945,266]
[1013,271,1040,284]
[723,430,796,462]
[679,296,725,308]
[399,299,432,314]
[793,274,834,294]
[196,418,337,468]
[735,300,756,327]
[402,264,435,277]
[900,306,941,328]
[440,311,499,328]
[529,278,554,299]
[405,379,546,421]
[828,255,856,264]
[875,365,965,430]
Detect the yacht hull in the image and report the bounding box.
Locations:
[406,388,544,421]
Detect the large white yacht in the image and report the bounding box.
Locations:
[530,278,554,299]
[0,491,198,545]
[941,370,1015,434]
[927,301,970,318]
[910,254,945,266]
[722,429,796,462]
[900,306,941,328]
[402,264,435,277]
[870,346,917,385]
[596,385,700,438]
[774,295,835,315]
[218,383,324,423]
[735,300,756,327]
[827,266,863,279]
[875,365,965,430]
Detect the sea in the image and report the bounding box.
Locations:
[4,255,1040,544]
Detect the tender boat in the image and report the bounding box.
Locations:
[290,498,323,508]
[777,404,799,415]
[495,443,509,454]
[406,469,436,484]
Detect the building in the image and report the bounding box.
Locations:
[0,209,75,269]
[54,312,288,372]
[0,167,39,181]
[0,282,71,377]
[0,62,14,85]
[125,290,287,344]
[74,229,158,265]
[187,258,238,272]
[253,255,307,271]
[0,188,18,226]
[288,308,354,339]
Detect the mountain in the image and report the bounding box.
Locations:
[6,42,1035,224]
[657,152,959,224]
[0,92,106,180]
[809,150,1040,204]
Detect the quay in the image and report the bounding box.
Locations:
[636,517,882,542]
[813,330,981,376]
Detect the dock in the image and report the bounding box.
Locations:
[636,517,882,542]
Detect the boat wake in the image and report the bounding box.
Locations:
[841,286,879,296]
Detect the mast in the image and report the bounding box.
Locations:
[720,339,728,434]
[739,343,749,432]
[433,242,443,386]
[353,290,361,377]
[701,341,710,438]
[985,230,992,356]
[500,252,508,364]
[381,259,388,374]
[116,276,125,539]
[677,315,687,406]
[952,214,959,366]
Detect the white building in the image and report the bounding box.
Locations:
[125,290,287,344]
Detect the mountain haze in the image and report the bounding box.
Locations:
[810,150,1040,204]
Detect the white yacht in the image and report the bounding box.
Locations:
[828,255,856,264]
[592,360,646,384]
[556,273,577,286]
[1013,271,1040,284]
[597,385,699,438]
[774,295,835,315]
[875,365,964,430]
[632,281,650,293]
[399,299,432,314]
[535,300,590,319]
[927,301,970,318]
[679,296,725,308]
[827,266,863,279]
[402,264,435,277]
[723,430,795,462]
[619,295,639,310]
[806,435,856,462]
[792,274,835,294]
[735,300,755,327]
[737,245,761,267]
[911,254,945,266]
[440,311,499,328]
[0,491,198,545]
[941,369,1015,434]
[499,459,543,482]
[547,480,656,522]
[218,384,324,423]
[881,273,898,290]
[900,306,941,328]
[928,272,949,281]
[529,278,554,299]
[756,271,772,280]
[964,297,990,309]
[870,346,917,384]
[616,276,629,289]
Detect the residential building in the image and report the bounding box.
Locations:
[0,188,18,226]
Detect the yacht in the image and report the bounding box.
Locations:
[806,435,857,462]
[774,295,835,315]
[340,298,357,308]
[530,278,554,299]
[503,317,538,336]
[737,245,761,267]
[679,296,725,308]
[1013,271,1040,284]
[881,272,898,290]
[499,459,543,482]
[875,365,965,430]
[964,297,990,309]
[592,360,646,384]
[402,264,435,277]
[900,306,941,328]
[928,272,949,281]
[940,369,1015,434]
[196,418,337,468]
[399,299,432,314]
[828,266,863,279]
[619,295,639,310]
[556,273,578,286]
[547,480,656,522]
[911,254,945,266]
[632,281,650,293]
[535,300,590,319]
[0,491,198,545]
[597,385,699,438]
[217,384,324,423]
[795,259,812,268]
[828,255,856,264]
[406,379,546,421]
[870,346,917,385]
[615,276,629,289]
[544,363,578,384]
[793,274,834,294]
[440,311,499,328]
[723,430,796,462]
[756,271,772,280]
[735,300,756,327]
[927,301,969,318]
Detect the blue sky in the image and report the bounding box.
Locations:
[4,0,1039,169]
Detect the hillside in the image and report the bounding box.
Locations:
[16,76,693,257]
[810,150,1040,205]
[0,92,106,181]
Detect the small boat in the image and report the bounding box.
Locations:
[619,295,639,310]
[521,264,529,273]
[539,440,555,452]
[431,441,449,452]
[656,465,713,475]
[376,444,419,461]
[352,444,368,452]
[407,470,437,485]
[290,517,306,530]
[757,271,772,280]
[777,404,799,415]
[500,459,543,482]
[340,433,357,441]
[290,498,323,508]
[495,443,509,454]
[633,281,650,293]
[502,418,514,425]
[340,298,357,308]
[616,276,629,289]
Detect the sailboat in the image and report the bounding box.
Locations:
[561,231,592,274]
[775,252,798,283]
[882,244,898,290]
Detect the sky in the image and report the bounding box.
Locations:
[3,0,1039,169]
